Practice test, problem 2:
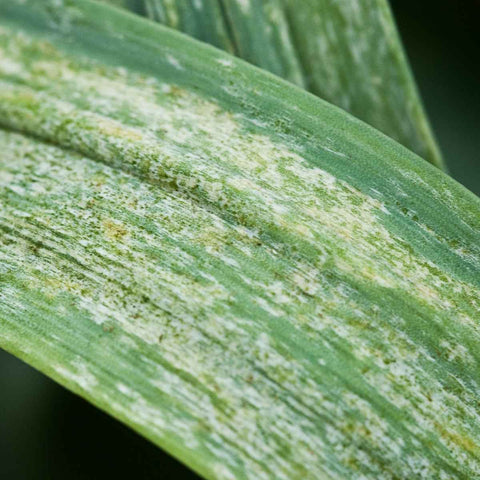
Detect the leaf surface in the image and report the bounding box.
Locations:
[0,1,479,479]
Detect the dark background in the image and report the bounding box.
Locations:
[1,1,479,478]
[392,0,480,196]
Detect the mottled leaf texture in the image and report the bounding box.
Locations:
[0,1,479,480]
[102,0,444,169]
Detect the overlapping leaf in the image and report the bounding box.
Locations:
[102,0,444,168]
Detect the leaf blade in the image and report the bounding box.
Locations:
[0,1,479,479]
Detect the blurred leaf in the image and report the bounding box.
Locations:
[0,1,479,479]
[102,0,444,168]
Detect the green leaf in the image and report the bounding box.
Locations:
[102,0,444,169]
[0,1,479,479]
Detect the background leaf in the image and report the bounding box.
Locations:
[102,0,444,168]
